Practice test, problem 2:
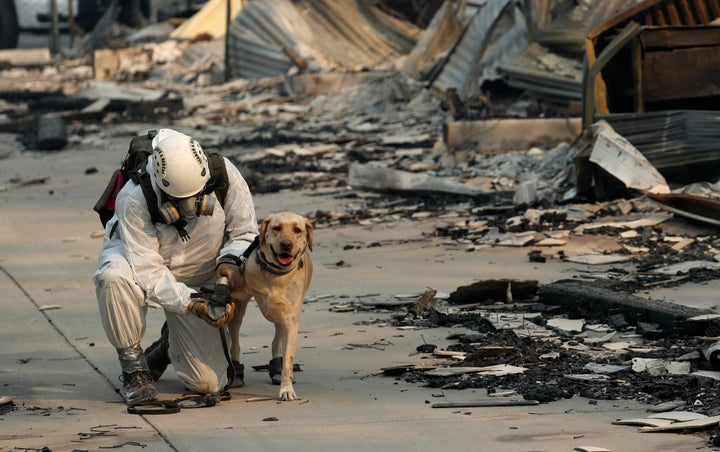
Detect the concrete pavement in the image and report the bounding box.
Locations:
[0,131,714,451]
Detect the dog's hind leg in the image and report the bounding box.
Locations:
[226,300,250,386]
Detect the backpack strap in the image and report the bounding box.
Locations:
[207,153,229,207]
[137,165,164,225]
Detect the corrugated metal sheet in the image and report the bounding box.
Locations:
[597,110,720,183]
[497,42,582,107]
[432,0,529,99]
[531,0,643,56]
[400,1,463,77]
[584,0,720,123]
[227,0,420,80]
[587,0,720,56]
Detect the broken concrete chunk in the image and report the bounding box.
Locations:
[639,415,720,433]
[583,363,629,374]
[612,418,675,427]
[691,370,720,381]
[348,163,481,197]
[631,358,666,375]
[649,260,720,275]
[564,374,610,382]
[546,318,584,334]
[582,331,617,345]
[425,364,526,377]
[646,400,688,413]
[565,254,633,265]
[573,214,672,233]
[647,411,709,422]
[80,81,165,102]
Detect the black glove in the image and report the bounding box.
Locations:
[216,254,243,288]
[211,282,231,306]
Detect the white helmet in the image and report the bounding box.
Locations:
[151,128,183,148]
[152,132,210,198]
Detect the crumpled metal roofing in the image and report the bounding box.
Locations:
[532,0,643,56]
[597,110,720,184]
[588,0,720,44]
[493,0,643,107]
[498,42,583,107]
[431,0,529,99]
[227,0,420,80]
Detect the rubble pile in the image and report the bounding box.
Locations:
[360,291,720,445]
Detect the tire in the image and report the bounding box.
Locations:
[75,0,104,32]
[0,0,19,49]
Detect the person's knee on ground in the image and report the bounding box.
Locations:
[165,314,231,394]
[177,369,225,394]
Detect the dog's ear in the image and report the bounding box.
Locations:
[259,214,273,247]
[305,219,314,252]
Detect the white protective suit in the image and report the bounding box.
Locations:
[93,149,257,393]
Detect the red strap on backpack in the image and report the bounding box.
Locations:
[93,169,126,227]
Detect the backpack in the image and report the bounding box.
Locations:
[93,130,229,233]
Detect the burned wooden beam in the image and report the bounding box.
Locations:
[538,280,713,334]
[0,89,64,102]
[443,117,582,153]
[432,400,539,408]
[0,48,52,67]
[448,279,538,305]
[445,87,466,120]
[282,46,309,71]
[124,97,185,117]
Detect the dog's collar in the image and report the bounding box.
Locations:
[255,248,305,276]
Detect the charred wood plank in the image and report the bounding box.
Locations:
[0,89,64,101]
[643,46,720,102]
[448,279,538,305]
[124,97,184,117]
[432,400,539,408]
[28,96,95,112]
[538,280,713,334]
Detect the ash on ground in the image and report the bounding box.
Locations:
[362,296,720,446]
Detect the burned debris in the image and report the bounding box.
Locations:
[365,279,720,444]
[3,0,720,444]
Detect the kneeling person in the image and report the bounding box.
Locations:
[93,129,257,406]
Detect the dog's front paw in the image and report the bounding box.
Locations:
[279,386,299,401]
[228,361,245,387]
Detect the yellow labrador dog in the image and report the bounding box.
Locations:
[227,211,313,401]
